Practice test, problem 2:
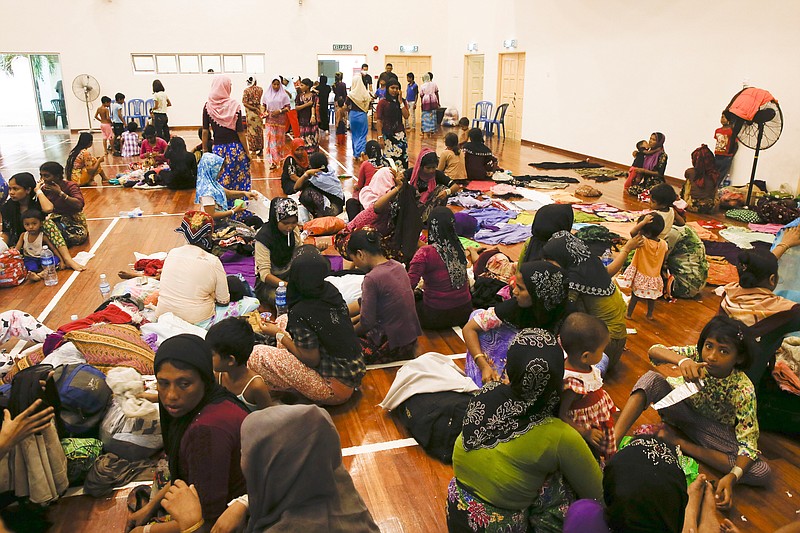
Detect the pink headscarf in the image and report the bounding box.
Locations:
[409,148,438,204]
[261,77,291,112]
[205,76,241,130]
[358,167,396,208]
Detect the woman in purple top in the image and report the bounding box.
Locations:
[348,228,421,363]
[408,207,472,329]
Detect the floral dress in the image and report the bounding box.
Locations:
[563,366,617,459]
[242,85,264,153]
[295,91,319,154]
[618,237,668,299]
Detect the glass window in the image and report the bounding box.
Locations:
[244,54,265,74]
[223,55,244,73]
[156,55,178,74]
[179,55,200,73]
[202,55,222,74]
[132,55,156,72]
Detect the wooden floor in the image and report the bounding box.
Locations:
[1,126,798,532]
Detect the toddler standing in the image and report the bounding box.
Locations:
[619,213,668,320]
[14,210,61,281]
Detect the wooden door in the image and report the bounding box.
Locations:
[463,54,484,122]
[385,55,432,126]
[497,52,525,140]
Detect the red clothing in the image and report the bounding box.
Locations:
[179,401,248,521]
[44,180,84,216]
[375,99,404,135]
[714,127,735,156]
[408,245,471,310]
[355,161,379,193]
[140,137,168,162]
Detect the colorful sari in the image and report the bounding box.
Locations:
[296,91,319,154]
[242,83,264,153]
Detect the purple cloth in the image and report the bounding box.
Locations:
[564,500,610,533]
[454,212,478,239]
[23,255,59,272]
[464,309,518,387]
[702,239,770,265]
[220,252,256,288]
[462,207,518,227]
[473,223,532,245]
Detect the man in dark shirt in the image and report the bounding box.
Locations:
[361,63,373,92]
[378,63,395,87]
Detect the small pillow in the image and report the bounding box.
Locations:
[725,208,763,224]
[303,216,347,236]
[65,323,155,375]
[575,185,602,197]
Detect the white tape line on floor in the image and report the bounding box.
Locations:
[341,437,418,457]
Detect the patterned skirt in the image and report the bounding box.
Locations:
[618,264,664,300]
[421,110,437,133]
[383,130,408,169]
[212,143,252,221]
[446,478,528,533]
[245,109,263,152]
[50,212,89,247]
[464,317,518,388]
[565,384,617,459]
[299,122,319,153]
[264,117,288,166]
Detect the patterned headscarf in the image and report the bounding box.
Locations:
[427,207,467,289]
[495,261,568,331]
[461,328,564,451]
[195,153,228,210]
[175,210,214,251]
[274,196,298,222]
[522,204,574,262]
[690,144,720,189]
[542,233,616,297]
[254,197,298,269]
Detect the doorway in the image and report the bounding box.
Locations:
[383,55,432,127]
[0,53,68,131]
[316,54,367,85]
[463,54,484,124]
[497,52,525,140]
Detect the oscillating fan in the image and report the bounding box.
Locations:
[71,74,101,131]
[724,87,783,205]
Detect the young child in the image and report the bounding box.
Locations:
[615,315,771,502]
[111,92,126,156]
[374,78,387,100]
[14,210,61,281]
[631,139,648,167]
[649,183,685,241]
[714,112,737,177]
[94,96,113,154]
[457,117,470,146]
[405,72,418,130]
[120,121,140,158]
[619,213,668,320]
[140,125,168,164]
[206,317,272,411]
[438,132,467,181]
[558,312,616,460]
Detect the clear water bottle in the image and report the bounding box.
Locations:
[275,281,288,317]
[600,248,614,268]
[40,246,58,286]
[99,274,111,300]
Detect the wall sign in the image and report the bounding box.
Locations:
[332,44,353,51]
[399,45,419,53]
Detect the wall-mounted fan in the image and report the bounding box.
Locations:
[71,74,101,131]
[724,87,783,205]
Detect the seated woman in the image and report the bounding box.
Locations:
[281,138,309,196]
[346,141,391,219]
[408,207,472,330]
[161,137,198,190]
[140,124,168,165]
[39,161,89,247]
[249,246,365,405]
[128,334,249,533]
[463,260,568,386]
[155,211,231,326]
[615,315,771,510]
[624,132,668,197]
[347,228,421,364]
[294,152,345,218]
[65,132,107,186]
[518,203,574,263]
[682,144,721,214]
[253,198,301,306]
[195,153,257,221]
[448,328,603,532]
[158,405,380,533]
[404,148,460,224]
[0,172,85,271]
[463,127,501,181]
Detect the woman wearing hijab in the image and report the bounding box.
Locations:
[249,246,366,405]
[332,72,348,130]
[625,132,668,197]
[403,149,460,225]
[408,207,472,329]
[155,211,230,325]
[201,76,252,220]
[281,138,310,195]
[253,197,301,306]
[419,73,439,137]
[261,78,291,170]
[463,127,502,180]
[682,144,721,213]
[463,260,568,386]
[127,334,248,532]
[543,233,628,370]
[317,75,332,133]
[295,78,319,154]
[348,74,372,159]
[242,77,264,158]
[161,137,197,190]
[448,328,603,533]
[519,203,575,263]
[195,153,257,221]
[376,78,410,169]
[347,140,392,219]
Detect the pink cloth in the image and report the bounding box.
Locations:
[359,167,395,208]
[205,76,241,130]
[465,180,495,192]
[409,148,437,203]
[728,88,775,121]
[747,223,784,234]
[408,245,472,310]
[490,183,516,195]
[773,360,800,396]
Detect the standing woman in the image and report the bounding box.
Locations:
[419,73,439,138]
[202,76,252,220]
[316,75,332,133]
[347,74,371,160]
[39,161,89,247]
[151,79,171,141]
[261,78,291,170]
[295,78,319,154]
[375,78,410,169]
[65,132,107,186]
[241,77,264,158]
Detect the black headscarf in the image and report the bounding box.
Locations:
[286,246,361,359]
[254,197,298,269]
[542,233,616,297]
[461,328,564,451]
[1,173,40,246]
[604,436,688,533]
[427,207,467,289]
[522,204,574,262]
[154,334,245,480]
[495,261,567,332]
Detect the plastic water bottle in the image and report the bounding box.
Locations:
[99,274,111,300]
[40,246,58,286]
[275,282,288,317]
[600,248,614,268]
[722,174,732,187]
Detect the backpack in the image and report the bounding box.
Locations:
[53,364,112,437]
[394,391,471,464]
[0,248,27,288]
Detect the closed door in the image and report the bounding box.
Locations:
[385,55,432,122]
[497,52,525,140]
[463,55,484,121]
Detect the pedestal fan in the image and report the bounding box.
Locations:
[71,74,101,131]
[723,87,783,205]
